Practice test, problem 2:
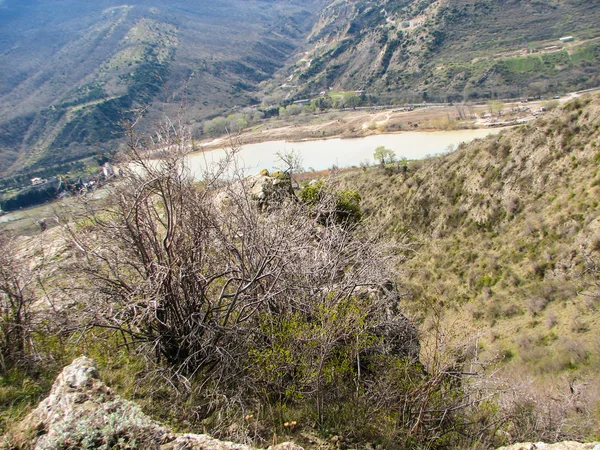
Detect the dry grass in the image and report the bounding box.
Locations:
[337,94,600,443]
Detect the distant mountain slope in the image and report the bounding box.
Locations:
[0,0,323,177]
[267,0,600,103]
[3,0,600,181]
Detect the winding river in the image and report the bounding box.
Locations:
[187,128,506,177]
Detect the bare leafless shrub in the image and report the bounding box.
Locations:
[530,261,549,280]
[359,159,371,172]
[578,250,600,311]
[591,234,600,253]
[69,126,322,379]
[467,301,485,320]
[506,196,521,216]
[485,300,502,325]
[516,334,532,354]
[0,236,38,369]
[64,117,475,446]
[488,371,599,445]
[545,312,558,329]
[527,296,548,316]
[569,316,588,333]
[481,286,492,300]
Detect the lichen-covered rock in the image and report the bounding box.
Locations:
[5,356,169,450]
[497,442,600,450]
[3,357,303,450]
[245,171,295,209]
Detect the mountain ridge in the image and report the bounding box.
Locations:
[0,0,324,178]
[266,0,600,104]
[3,0,600,189]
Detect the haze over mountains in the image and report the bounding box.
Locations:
[1,0,600,181]
[0,0,323,176]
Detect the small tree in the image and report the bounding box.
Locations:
[487,100,505,116]
[344,92,361,109]
[374,145,396,167]
[274,149,304,176]
[203,116,229,136]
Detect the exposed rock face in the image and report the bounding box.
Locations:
[497,442,600,450]
[246,170,295,208]
[4,357,303,450]
[359,284,421,361]
[215,170,296,211]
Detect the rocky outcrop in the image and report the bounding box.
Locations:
[216,170,296,211]
[498,443,600,450]
[3,357,302,450]
[356,284,420,361]
[246,170,296,208]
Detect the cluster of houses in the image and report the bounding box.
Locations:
[29,162,115,189]
[0,162,119,214]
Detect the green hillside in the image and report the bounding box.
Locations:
[266,0,600,104]
[339,93,600,443]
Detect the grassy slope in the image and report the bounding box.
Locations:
[270,0,600,102]
[3,96,600,446]
[341,94,600,438]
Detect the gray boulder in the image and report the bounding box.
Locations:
[3,357,303,450]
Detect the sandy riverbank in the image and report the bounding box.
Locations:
[195,101,543,153]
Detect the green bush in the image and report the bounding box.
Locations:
[298,181,362,224]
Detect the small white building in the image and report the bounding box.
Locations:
[559,36,574,43]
